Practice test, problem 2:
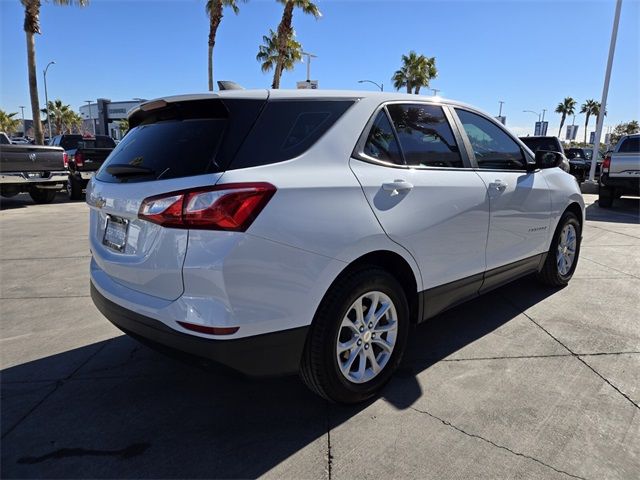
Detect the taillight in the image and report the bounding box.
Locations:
[602,155,611,173]
[74,151,84,167]
[138,183,276,231]
[63,152,68,168]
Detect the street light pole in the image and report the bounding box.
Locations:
[19,106,26,137]
[589,0,623,182]
[541,109,547,123]
[498,101,504,117]
[523,110,541,135]
[431,88,441,96]
[43,61,55,139]
[301,51,317,82]
[358,80,384,92]
[85,100,95,135]
[357,79,383,92]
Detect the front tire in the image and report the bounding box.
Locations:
[301,267,409,404]
[28,188,57,204]
[537,211,581,287]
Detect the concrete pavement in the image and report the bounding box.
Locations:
[1,192,639,479]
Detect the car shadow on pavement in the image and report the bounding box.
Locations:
[0,193,71,211]
[585,197,640,224]
[1,276,562,479]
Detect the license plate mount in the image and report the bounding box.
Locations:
[103,215,129,252]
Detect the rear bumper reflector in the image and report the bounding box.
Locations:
[177,321,239,336]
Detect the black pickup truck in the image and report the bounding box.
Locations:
[50,134,116,200]
[0,132,66,203]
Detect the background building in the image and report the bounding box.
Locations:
[79,98,145,139]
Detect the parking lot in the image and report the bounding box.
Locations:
[1,191,639,479]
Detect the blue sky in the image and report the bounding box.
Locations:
[1,0,639,137]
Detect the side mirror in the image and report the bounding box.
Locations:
[534,150,566,170]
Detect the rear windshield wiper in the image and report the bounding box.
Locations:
[106,164,156,177]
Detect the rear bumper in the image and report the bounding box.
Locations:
[0,171,67,185]
[91,282,308,376]
[600,174,640,195]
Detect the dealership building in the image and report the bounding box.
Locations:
[79,99,146,140]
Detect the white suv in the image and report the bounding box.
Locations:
[88,90,584,403]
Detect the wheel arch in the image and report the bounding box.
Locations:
[321,250,421,325]
[564,201,584,227]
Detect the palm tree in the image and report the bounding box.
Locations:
[205,0,246,91]
[581,99,601,144]
[256,29,302,77]
[0,109,21,135]
[62,110,82,133]
[21,0,88,145]
[554,97,576,137]
[118,118,129,136]
[41,99,72,135]
[392,51,438,94]
[271,0,321,89]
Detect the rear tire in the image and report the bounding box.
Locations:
[28,188,57,204]
[599,186,614,208]
[300,267,409,404]
[537,211,581,287]
[67,175,83,200]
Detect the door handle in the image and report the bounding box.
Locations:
[489,179,508,192]
[382,180,413,196]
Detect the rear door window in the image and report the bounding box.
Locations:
[387,104,463,168]
[231,100,354,169]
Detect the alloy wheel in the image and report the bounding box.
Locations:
[336,291,398,384]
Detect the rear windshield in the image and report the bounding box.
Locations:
[96,98,265,183]
[59,135,115,150]
[520,137,562,154]
[619,136,640,153]
[79,137,116,149]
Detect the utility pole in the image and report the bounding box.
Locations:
[43,61,55,139]
[431,88,441,96]
[589,0,622,182]
[541,109,547,123]
[19,106,26,137]
[498,101,505,117]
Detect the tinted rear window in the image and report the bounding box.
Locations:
[231,100,354,169]
[619,136,640,153]
[79,137,116,149]
[96,119,226,183]
[96,99,264,183]
[60,135,83,150]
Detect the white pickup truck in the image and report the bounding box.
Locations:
[599,133,640,208]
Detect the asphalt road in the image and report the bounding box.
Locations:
[1,191,639,479]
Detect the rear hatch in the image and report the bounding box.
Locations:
[87,94,267,300]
